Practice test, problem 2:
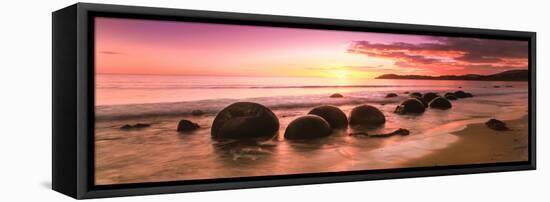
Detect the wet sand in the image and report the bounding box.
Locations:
[402,115,529,167]
[94,92,529,185]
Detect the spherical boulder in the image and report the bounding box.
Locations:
[211,102,279,139]
[394,98,426,114]
[385,93,398,98]
[429,97,452,110]
[177,120,200,132]
[284,115,332,140]
[422,92,440,104]
[349,105,386,128]
[445,94,458,100]
[410,92,422,99]
[444,92,457,100]
[454,90,468,98]
[308,105,348,129]
[454,91,474,98]
[330,93,344,98]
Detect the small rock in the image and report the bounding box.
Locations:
[404,91,410,94]
[454,91,473,98]
[120,123,151,130]
[191,110,205,116]
[394,128,410,136]
[454,91,468,98]
[330,93,344,98]
[485,119,509,131]
[177,120,200,132]
[134,123,150,128]
[284,115,332,140]
[493,85,501,88]
[369,128,410,138]
[385,93,398,98]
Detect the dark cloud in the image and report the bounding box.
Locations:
[427,37,528,62]
[347,37,528,74]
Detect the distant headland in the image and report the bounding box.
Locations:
[376,69,528,81]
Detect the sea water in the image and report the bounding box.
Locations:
[94,74,528,185]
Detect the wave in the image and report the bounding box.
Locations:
[95,89,528,121]
[96,96,378,121]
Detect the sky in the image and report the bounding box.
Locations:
[95,17,528,78]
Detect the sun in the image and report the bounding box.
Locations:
[333,69,351,79]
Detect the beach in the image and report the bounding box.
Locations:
[94,75,529,185]
[403,115,529,168]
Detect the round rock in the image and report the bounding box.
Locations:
[284,115,332,140]
[308,105,348,129]
[454,91,468,98]
[329,93,344,98]
[445,94,458,100]
[349,105,386,128]
[191,110,205,116]
[385,93,398,98]
[429,97,452,110]
[211,102,279,139]
[422,92,440,104]
[410,92,422,99]
[395,98,426,114]
[485,119,508,131]
[177,120,200,132]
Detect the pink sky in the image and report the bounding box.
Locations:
[95,17,528,78]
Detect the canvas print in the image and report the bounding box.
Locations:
[94,17,529,185]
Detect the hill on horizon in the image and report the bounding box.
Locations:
[376,69,528,81]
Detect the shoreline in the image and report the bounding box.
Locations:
[95,89,528,121]
[401,115,529,168]
[94,91,529,185]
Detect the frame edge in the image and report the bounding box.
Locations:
[66,2,537,199]
[52,3,79,199]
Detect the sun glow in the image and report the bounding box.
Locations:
[333,69,352,79]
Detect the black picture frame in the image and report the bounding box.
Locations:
[52,3,536,199]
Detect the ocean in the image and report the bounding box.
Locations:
[94,74,529,185]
